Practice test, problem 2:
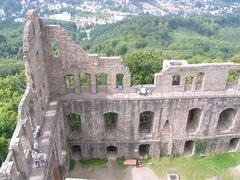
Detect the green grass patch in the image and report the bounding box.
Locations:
[116,156,128,170]
[144,152,240,180]
[70,159,76,170]
[80,158,108,169]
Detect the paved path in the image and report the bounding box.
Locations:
[69,160,160,180]
[229,165,240,180]
[126,166,160,180]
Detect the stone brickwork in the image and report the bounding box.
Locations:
[1,10,240,179]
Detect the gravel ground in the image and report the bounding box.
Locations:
[69,160,160,180]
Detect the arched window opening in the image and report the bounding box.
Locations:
[139,144,150,158]
[106,146,118,154]
[183,140,195,156]
[65,75,75,89]
[116,74,124,90]
[229,138,239,152]
[139,111,154,133]
[172,75,181,86]
[217,108,236,132]
[226,69,240,89]
[104,112,118,128]
[195,72,204,90]
[186,108,201,133]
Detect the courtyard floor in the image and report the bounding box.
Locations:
[69,152,240,180]
[69,159,160,180]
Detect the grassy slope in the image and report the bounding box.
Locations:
[145,153,240,180]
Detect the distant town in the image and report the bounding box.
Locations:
[0,0,240,27]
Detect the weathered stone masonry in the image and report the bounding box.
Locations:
[1,10,240,179]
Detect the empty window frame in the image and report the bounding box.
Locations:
[96,73,107,86]
[229,138,239,152]
[50,41,60,58]
[139,144,150,157]
[139,111,154,133]
[80,73,91,87]
[104,112,118,127]
[217,108,236,132]
[67,113,81,127]
[186,108,202,133]
[65,75,75,89]
[183,140,195,156]
[172,75,181,86]
[195,72,204,90]
[116,74,124,90]
[226,69,240,89]
[71,145,82,160]
[185,76,193,90]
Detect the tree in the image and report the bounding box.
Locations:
[115,42,128,55]
[0,72,26,161]
[124,49,163,85]
[231,54,240,63]
[0,137,8,162]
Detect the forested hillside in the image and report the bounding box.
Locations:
[85,14,240,63]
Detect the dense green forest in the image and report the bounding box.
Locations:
[2,14,240,162]
[0,72,26,162]
[85,15,240,62]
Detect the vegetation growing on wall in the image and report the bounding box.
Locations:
[67,113,81,126]
[195,139,207,154]
[104,112,118,126]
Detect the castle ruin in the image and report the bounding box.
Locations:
[1,10,240,180]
